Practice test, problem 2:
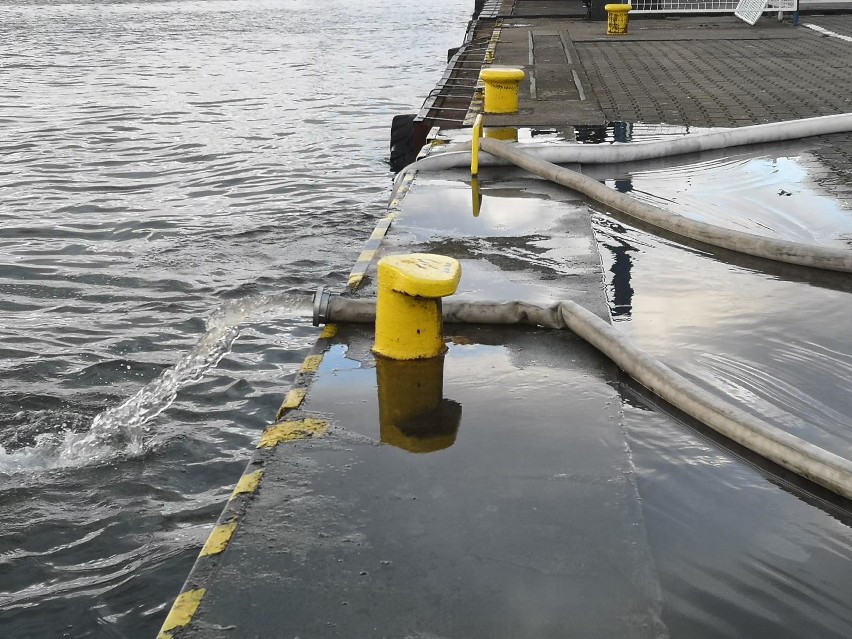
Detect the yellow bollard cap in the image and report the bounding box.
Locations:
[604,3,632,11]
[480,67,526,83]
[378,254,461,298]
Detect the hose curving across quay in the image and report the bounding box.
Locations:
[392,113,852,273]
[478,137,852,273]
[319,294,852,501]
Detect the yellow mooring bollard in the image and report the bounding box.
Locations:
[605,4,632,35]
[373,253,461,360]
[479,67,526,114]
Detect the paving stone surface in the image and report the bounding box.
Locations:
[573,20,852,126]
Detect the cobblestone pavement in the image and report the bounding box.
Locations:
[573,19,852,127]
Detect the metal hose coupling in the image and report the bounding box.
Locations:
[312,286,332,327]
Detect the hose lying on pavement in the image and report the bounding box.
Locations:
[397,112,852,183]
[318,293,852,501]
[478,136,852,273]
[391,113,852,273]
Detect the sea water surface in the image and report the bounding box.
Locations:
[0,0,472,636]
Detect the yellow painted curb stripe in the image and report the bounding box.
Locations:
[199,522,237,558]
[231,469,263,499]
[300,354,323,373]
[158,588,205,636]
[355,248,376,264]
[466,25,501,124]
[280,388,306,411]
[347,210,401,291]
[276,387,306,420]
[258,418,329,448]
[319,324,337,339]
[485,23,502,63]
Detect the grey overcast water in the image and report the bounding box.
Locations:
[2,1,852,638]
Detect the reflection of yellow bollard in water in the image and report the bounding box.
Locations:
[376,356,461,453]
[470,176,481,218]
[479,67,526,114]
[373,253,461,360]
[605,4,632,35]
[485,127,518,141]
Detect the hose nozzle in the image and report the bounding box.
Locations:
[312,286,331,326]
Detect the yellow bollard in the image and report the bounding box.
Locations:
[479,67,526,114]
[373,253,461,360]
[605,4,632,35]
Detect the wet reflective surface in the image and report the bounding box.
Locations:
[588,134,852,635]
[0,0,472,636]
[186,327,667,638]
[380,130,852,636]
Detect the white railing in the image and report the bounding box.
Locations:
[629,0,797,12]
[630,0,739,11]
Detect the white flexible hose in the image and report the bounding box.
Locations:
[322,295,852,500]
[478,137,852,273]
[390,142,471,201]
[391,114,852,272]
[410,113,852,170]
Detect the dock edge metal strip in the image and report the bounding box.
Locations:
[347,170,416,289]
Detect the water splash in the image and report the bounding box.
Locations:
[0,293,311,474]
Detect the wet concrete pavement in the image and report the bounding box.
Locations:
[179,324,666,638]
[164,161,672,636]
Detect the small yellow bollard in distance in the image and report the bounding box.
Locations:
[605,4,632,36]
[479,67,526,114]
[373,254,461,360]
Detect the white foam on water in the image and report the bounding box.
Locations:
[0,293,311,474]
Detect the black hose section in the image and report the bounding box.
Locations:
[477,137,852,274]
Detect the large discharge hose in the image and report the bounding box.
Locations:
[392,113,852,273]
[478,137,852,273]
[397,113,852,179]
[317,292,852,501]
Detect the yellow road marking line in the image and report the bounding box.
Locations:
[199,522,237,558]
[157,588,206,637]
[231,470,264,499]
[280,388,306,410]
[257,418,329,448]
[299,354,323,373]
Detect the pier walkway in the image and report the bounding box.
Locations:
[158,3,852,638]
